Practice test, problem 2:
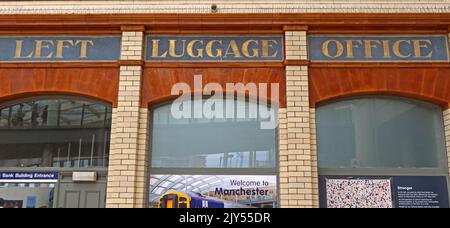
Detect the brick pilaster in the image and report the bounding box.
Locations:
[106,30,146,208]
[279,30,316,208]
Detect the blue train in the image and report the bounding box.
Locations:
[158,190,251,208]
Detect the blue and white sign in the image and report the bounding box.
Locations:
[0,172,59,183]
[393,176,449,208]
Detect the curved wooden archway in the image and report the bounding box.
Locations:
[0,68,119,107]
[309,67,450,108]
[142,67,286,108]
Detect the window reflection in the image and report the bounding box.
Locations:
[317,97,446,169]
[151,99,277,169]
[0,183,55,208]
[0,99,110,129]
[0,97,112,168]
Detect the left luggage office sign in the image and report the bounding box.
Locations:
[0,172,59,183]
[0,36,121,62]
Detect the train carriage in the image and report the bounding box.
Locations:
[158,190,251,208]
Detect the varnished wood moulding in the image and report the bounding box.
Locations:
[309,62,450,68]
[121,25,146,32]
[308,29,450,35]
[0,30,122,35]
[118,60,145,66]
[283,25,309,31]
[0,62,120,68]
[145,29,284,35]
[1,13,450,29]
[284,60,310,66]
[143,62,285,68]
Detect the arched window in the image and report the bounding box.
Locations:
[151,98,277,169]
[0,96,112,168]
[148,98,279,208]
[317,97,447,170]
[316,97,450,208]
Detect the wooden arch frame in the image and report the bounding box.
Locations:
[309,67,450,109]
[0,67,120,107]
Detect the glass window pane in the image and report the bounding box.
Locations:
[151,99,277,168]
[59,100,83,127]
[0,108,10,127]
[317,97,446,169]
[0,183,55,208]
[82,104,109,127]
[0,97,112,168]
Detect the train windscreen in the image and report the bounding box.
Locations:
[159,194,179,208]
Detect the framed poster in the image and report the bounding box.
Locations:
[324,178,393,208]
[319,176,450,208]
[149,175,277,208]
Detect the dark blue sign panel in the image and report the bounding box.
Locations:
[146,35,284,62]
[0,36,121,62]
[309,35,449,62]
[393,176,449,208]
[319,175,449,208]
[0,172,59,182]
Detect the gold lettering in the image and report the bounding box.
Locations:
[322,40,344,58]
[151,39,167,58]
[242,40,259,58]
[168,39,186,58]
[345,40,362,58]
[34,40,54,58]
[364,40,381,58]
[261,40,278,58]
[55,40,75,58]
[382,40,391,58]
[206,40,223,58]
[187,40,204,58]
[75,40,94,58]
[14,40,33,59]
[413,39,433,58]
[225,40,242,58]
[393,40,412,58]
